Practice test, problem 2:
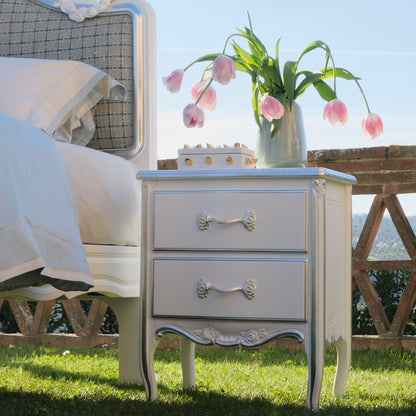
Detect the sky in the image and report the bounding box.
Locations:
[148,0,416,215]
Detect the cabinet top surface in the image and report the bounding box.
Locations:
[138,167,356,184]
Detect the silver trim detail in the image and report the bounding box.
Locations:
[312,179,326,200]
[197,278,256,300]
[156,325,304,348]
[138,168,357,184]
[198,210,256,232]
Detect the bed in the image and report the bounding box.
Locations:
[0,0,156,383]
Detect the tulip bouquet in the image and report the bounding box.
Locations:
[163,14,383,139]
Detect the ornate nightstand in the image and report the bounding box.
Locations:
[138,168,356,410]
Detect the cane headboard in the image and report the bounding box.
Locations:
[0,0,156,169]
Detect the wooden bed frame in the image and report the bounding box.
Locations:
[0,0,156,383]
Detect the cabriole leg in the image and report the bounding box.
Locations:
[180,338,196,388]
[141,336,160,401]
[305,337,325,410]
[333,338,351,396]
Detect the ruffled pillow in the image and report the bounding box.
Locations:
[0,57,126,145]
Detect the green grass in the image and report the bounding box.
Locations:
[0,345,415,415]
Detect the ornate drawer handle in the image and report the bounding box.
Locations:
[198,210,256,231]
[197,278,256,300]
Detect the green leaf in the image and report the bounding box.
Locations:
[186,53,221,66]
[298,40,328,59]
[296,40,331,67]
[258,82,269,95]
[320,67,361,81]
[295,40,331,71]
[234,61,255,76]
[295,70,313,80]
[241,27,263,58]
[283,61,297,107]
[235,29,261,52]
[295,71,324,98]
[273,38,283,87]
[252,86,261,128]
[238,26,268,55]
[274,93,286,107]
[232,41,260,67]
[270,118,283,138]
[313,80,336,102]
[258,59,277,86]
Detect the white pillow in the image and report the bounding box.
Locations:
[0,57,126,144]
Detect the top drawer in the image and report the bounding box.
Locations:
[152,190,308,251]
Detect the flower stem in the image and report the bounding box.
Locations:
[330,58,337,97]
[201,62,213,81]
[184,61,196,71]
[340,68,371,113]
[222,33,242,54]
[354,78,371,113]
[255,56,272,95]
[195,78,213,106]
[322,47,337,97]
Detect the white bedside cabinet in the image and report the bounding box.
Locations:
[138,168,356,410]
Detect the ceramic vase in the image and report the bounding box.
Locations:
[256,101,307,168]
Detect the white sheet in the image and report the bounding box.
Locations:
[54,142,141,246]
[0,112,93,292]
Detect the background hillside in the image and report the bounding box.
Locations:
[352,214,416,260]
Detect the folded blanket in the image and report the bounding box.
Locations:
[0,112,93,292]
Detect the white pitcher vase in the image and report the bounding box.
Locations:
[256,101,307,168]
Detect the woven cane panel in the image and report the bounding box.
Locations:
[0,0,136,151]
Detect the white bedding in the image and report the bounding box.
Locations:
[0,112,93,292]
[0,57,126,145]
[55,142,141,246]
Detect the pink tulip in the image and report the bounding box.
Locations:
[162,69,184,93]
[191,81,204,101]
[212,55,236,85]
[191,81,217,111]
[183,103,205,128]
[362,113,383,139]
[259,95,285,122]
[323,98,348,126]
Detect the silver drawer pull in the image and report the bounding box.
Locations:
[197,278,256,300]
[198,210,256,231]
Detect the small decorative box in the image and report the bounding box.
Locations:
[177,143,256,170]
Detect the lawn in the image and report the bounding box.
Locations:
[0,344,415,415]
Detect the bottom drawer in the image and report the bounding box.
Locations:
[153,259,307,321]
